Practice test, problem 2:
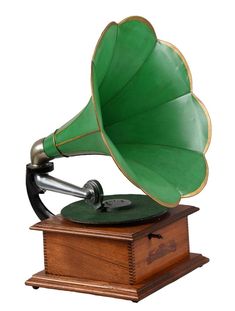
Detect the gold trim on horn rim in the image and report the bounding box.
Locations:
[182,157,209,198]
[90,16,211,207]
[160,39,193,89]
[160,39,211,199]
[119,16,157,37]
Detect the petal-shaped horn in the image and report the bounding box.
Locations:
[40,16,211,208]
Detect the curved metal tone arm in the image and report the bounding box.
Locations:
[34,174,90,199]
[26,162,104,220]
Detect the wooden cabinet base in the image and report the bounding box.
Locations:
[26,253,208,301]
[25,205,209,301]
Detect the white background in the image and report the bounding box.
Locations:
[0,0,234,309]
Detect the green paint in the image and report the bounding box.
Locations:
[43,17,210,207]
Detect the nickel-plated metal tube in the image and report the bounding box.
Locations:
[34,174,91,199]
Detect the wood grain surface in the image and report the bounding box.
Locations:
[26,205,208,301]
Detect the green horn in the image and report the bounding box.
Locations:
[40,16,211,208]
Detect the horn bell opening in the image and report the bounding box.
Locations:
[92,17,211,207]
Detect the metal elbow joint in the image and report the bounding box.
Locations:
[30,138,51,167]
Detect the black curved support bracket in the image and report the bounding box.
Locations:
[26,162,55,220]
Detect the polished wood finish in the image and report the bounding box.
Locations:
[26,205,209,301]
[29,204,198,240]
[44,231,130,284]
[26,254,208,301]
[132,218,189,283]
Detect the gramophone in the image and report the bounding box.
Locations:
[25,16,211,301]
